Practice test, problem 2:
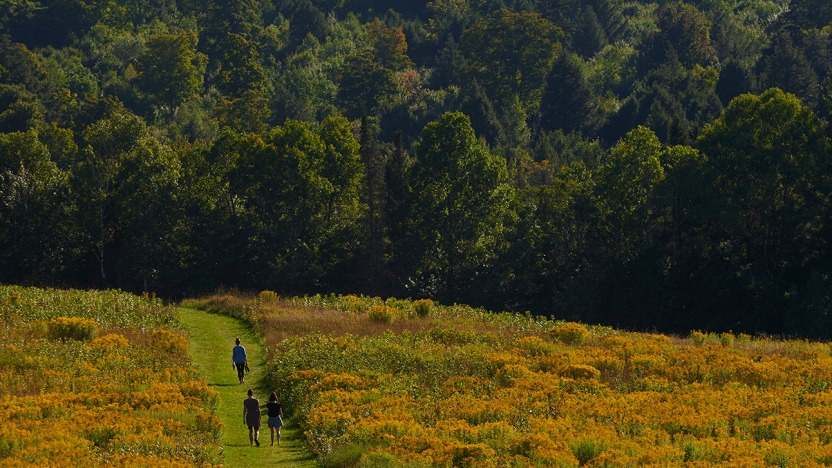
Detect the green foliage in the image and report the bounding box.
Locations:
[461,9,563,112]
[214,33,266,99]
[136,31,205,119]
[336,50,397,119]
[758,32,819,108]
[645,2,716,69]
[539,52,600,136]
[570,438,606,466]
[0,285,180,330]
[323,443,370,468]
[696,88,828,332]
[0,130,71,283]
[574,6,608,58]
[410,112,510,298]
[598,127,665,248]
[0,83,44,132]
[0,0,830,341]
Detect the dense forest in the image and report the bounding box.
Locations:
[1,0,831,337]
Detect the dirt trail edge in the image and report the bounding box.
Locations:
[178,307,319,468]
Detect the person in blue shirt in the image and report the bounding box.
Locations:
[232,337,247,384]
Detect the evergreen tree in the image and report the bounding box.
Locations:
[758,32,819,108]
[804,29,832,84]
[574,6,607,58]
[716,59,755,106]
[383,131,411,295]
[588,0,627,43]
[431,33,468,89]
[538,52,599,136]
[460,80,506,146]
[360,116,386,294]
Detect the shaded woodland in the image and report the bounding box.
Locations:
[2,0,832,337]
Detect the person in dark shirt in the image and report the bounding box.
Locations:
[265,391,284,446]
[243,388,261,446]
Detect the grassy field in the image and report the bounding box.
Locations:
[0,286,221,466]
[184,292,832,468]
[178,307,319,468]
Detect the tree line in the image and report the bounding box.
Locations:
[1,0,832,337]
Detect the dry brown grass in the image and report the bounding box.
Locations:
[184,293,831,363]
[254,302,423,351]
[186,294,545,359]
[180,290,257,318]
[252,299,484,349]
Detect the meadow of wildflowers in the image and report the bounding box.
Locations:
[187,292,832,467]
[0,286,221,467]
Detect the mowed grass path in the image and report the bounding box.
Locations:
[178,308,319,468]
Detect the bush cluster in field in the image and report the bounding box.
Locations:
[187,292,832,467]
[0,286,221,467]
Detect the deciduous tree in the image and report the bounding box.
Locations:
[136,31,205,121]
[409,111,510,299]
[460,9,563,113]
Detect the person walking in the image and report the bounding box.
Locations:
[243,388,261,446]
[231,337,247,384]
[265,392,284,446]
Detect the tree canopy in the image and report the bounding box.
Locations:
[2,0,832,338]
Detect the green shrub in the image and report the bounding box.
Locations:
[682,440,706,462]
[765,448,789,468]
[48,316,98,341]
[690,330,707,346]
[324,443,369,468]
[413,299,433,317]
[548,322,590,345]
[570,438,605,466]
[367,305,397,324]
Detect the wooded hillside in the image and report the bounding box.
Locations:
[1,0,831,338]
